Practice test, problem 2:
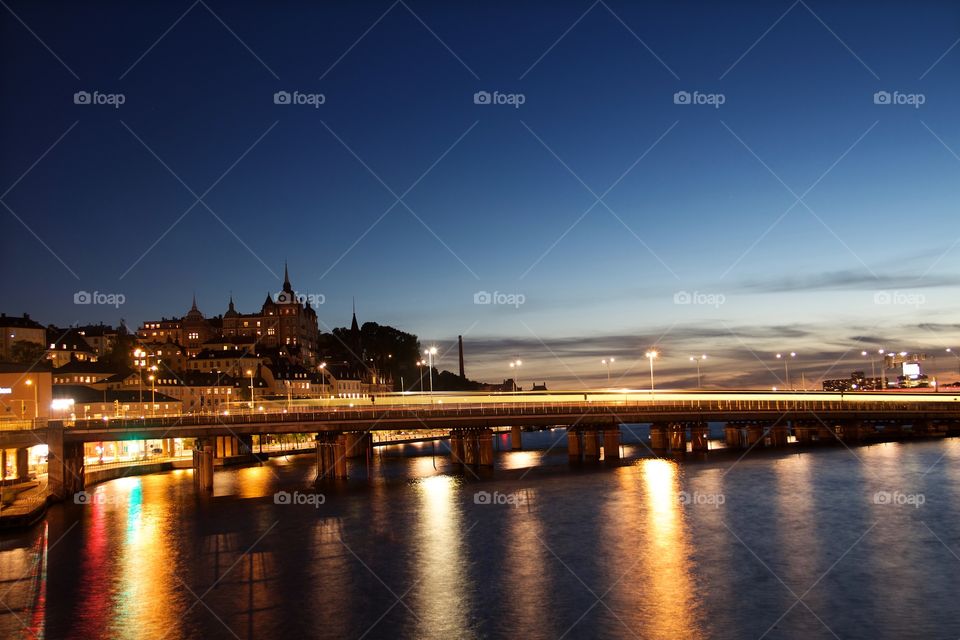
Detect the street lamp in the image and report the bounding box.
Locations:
[510,359,523,391]
[247,369,255,409]
[148,366,157,417]
[319,362,327,395]
[601,358,615,385]
[416,360,425,392]
[645,351,658,400]
[689,354,707,388]
[133,348,145,409]
[878,349,886,388]
[425,347,437,396]
[775,352,796,389]
[24,378,37,419]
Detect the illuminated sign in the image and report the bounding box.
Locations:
[902,362,921,378]
[0,387,11,394]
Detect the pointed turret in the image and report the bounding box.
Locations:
[225,292,238,318]
[282,261,293,294]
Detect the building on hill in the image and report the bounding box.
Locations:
[46,327,98,368]
[75,324,122,357]
[138,265,319,365]
[52,384,181,419]
[0,313,46,362]
[52,359,124,386]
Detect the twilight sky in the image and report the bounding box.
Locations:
[2,1,959,388]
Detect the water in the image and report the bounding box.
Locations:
[2,434,960,639]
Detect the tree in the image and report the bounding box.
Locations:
[8,340,46,364]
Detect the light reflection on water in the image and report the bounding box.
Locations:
[1,439,959,638]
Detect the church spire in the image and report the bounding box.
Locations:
[351,297,359,332]
[191,293,198,311]
[282,260,293,294]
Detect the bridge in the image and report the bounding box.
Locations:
[5,390,959,500]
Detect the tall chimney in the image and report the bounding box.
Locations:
[458,335,465,379]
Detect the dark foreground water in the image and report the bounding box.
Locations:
[2,431,960,640]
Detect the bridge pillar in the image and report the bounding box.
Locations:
[650,423,668,452]
[192,438,214,493]
[48,422,85,501]
[768,424,789,447]
[449,431,465,463]
[567,428,582,463]
[668,422,687,453]
[603,427,621,460]
[691,422,709,452]
[583,429,601,462]
[316,433,348,480]
[745,423,765,447]
[913,419,930,436]
[341,432,370,458]
[478,429,495,466]
[724,423,740,447]
[793,421,815,444]
[15,448,29,481]
[511,425,523,450]
[463,431,479,465]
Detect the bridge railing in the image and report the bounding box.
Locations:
[0,418,47,431]
[55,397,960,433]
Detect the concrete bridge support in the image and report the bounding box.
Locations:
[449,431,464,463]
[567,428,582,462]
[650,423,669,452]
[15,447,29,481]
[582,429,601,462]
[451,428,494,466]
[48,423,85,501]
[603,427,621,460]
[316,433,348,480]
[668,422,687,453]
[724,424,741,447]
[691,423,709,452]
[511,425,523,450]
[193,438,214,493]
[340,432,371,458]
[793,421,816,444]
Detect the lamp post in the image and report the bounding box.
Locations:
[416,360,424,392]
[689,354,707,388]
[775,352,796,389]
[24,378,37,420]
[425,347,437,396]
[318,362,327,396]
[645,351,658,400]
[601,358,615,385]
[247,369,255,411]
[148,366,157,416]
[510,359,523,391]
[878,348,886,388]
[133,349,145,411]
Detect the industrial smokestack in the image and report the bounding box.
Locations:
[458,335,465,379]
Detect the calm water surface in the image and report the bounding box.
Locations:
[2,432,960,639]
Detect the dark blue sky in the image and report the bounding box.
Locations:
[2,1,959,387]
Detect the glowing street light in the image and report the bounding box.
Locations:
[425,347,438,395]
[148,365,158,416]
[601,358,615,385]
[645,350,658,399]
[24,378,37,419]
[946,348,960,378]
[689,354,707,388]
[246,369,255,409]
[775,352,796,389]
[509,359,523,391]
